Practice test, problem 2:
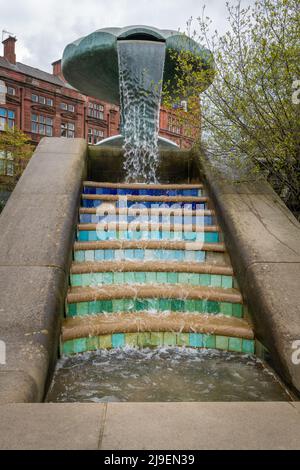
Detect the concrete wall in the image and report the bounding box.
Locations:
[193,153,300,394]
[0,137,87,403]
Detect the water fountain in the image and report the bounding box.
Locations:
[62,26,213,182]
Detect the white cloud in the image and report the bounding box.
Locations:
[0,0,255,71]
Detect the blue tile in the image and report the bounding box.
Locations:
[112,333,125,348]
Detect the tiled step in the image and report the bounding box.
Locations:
[69,261,234,288]
[83,181,204,196]
[62,312,254,341]
[82,194,208,210]
[74,240,226,251]
[78,223,220,232]
[73,240,226,263]
[62,330,255,355]
[83,182,204,189]
[77,224,220,243]
[79,209,214,225]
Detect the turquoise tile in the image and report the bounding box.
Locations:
[190,273,200,285]
[136,299,148,311]
[104,250,113,260]
[207,301,220,314]
[185,299,195,312]
[135,272,146,283]
[88,231,98,241]
[77,302,89,316]
[216,335,229,350]
[112,333,125,348]
[102,300,113,313]
[95,250,104,261]
[194,300,204,311]
[78,231,88,241]
[71,274,82,287]
[62,340,74,355]
[167,272,178,283]
[124,272,135,284]
[147,298,159,310]
[189,333,203,347]
[178,273,189,284]
[103,272,113,284]
[229,337,243,352]
[81,273,92,287]
[74,250,85,262]
[222,276,233,289]
[157,272,168,283]
[67,303,77,317]
[73,338,87,353]
[112,299,124,312]
[123,299,135,311]
[89,300,101,315]
[114,272,124,283]
[200,274,210,286]
[94,273,103,284]
[210,275,222,287]
[159,299,171,311]
[146,272,157,283]
[242,339,255,354]
[220,302,233,316]
[233,303,243,318]
[85,250,94,262]
[203,334,216,349]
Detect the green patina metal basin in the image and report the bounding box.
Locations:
[62,25,214,104]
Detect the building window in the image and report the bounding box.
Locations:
[88,128,104,144]
[46,98,53,107]
[0,108,15,130]
[7,86,16,96]
[60,102,75,112]
[88,102,104,120]
[31,94,53,106]
[0,150,14,176]
[31,113,53,136]
[61,122,75,138]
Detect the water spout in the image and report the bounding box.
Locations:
[117,39,166,183]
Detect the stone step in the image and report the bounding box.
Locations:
[82,194,208,203]
[77,223,220,233]
[62,312,254,342]
[71,261,233,275]
[79,207,214,216]
[73,240,226,252]
[83,181,204,189]
[67,284,243,305]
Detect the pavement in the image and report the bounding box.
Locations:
[0,402,300,450]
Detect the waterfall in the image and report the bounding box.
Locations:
[117,39,166,183]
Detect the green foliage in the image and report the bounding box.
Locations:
[0,126,33,191]
[163,0,300,215]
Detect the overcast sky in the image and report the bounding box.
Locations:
[0,0,255,72]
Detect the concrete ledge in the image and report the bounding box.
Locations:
[194,154,300,393]
[0,138,87,403]
[0,403,300,450]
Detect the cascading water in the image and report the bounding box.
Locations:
[117,39,166,183]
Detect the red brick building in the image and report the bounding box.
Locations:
[0,35,194,148]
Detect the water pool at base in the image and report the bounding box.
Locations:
[47,348,292,402]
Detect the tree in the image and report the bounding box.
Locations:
[163,0,300,217]
[0,126,33,190]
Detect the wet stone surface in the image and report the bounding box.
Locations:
[47,348,291,403]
